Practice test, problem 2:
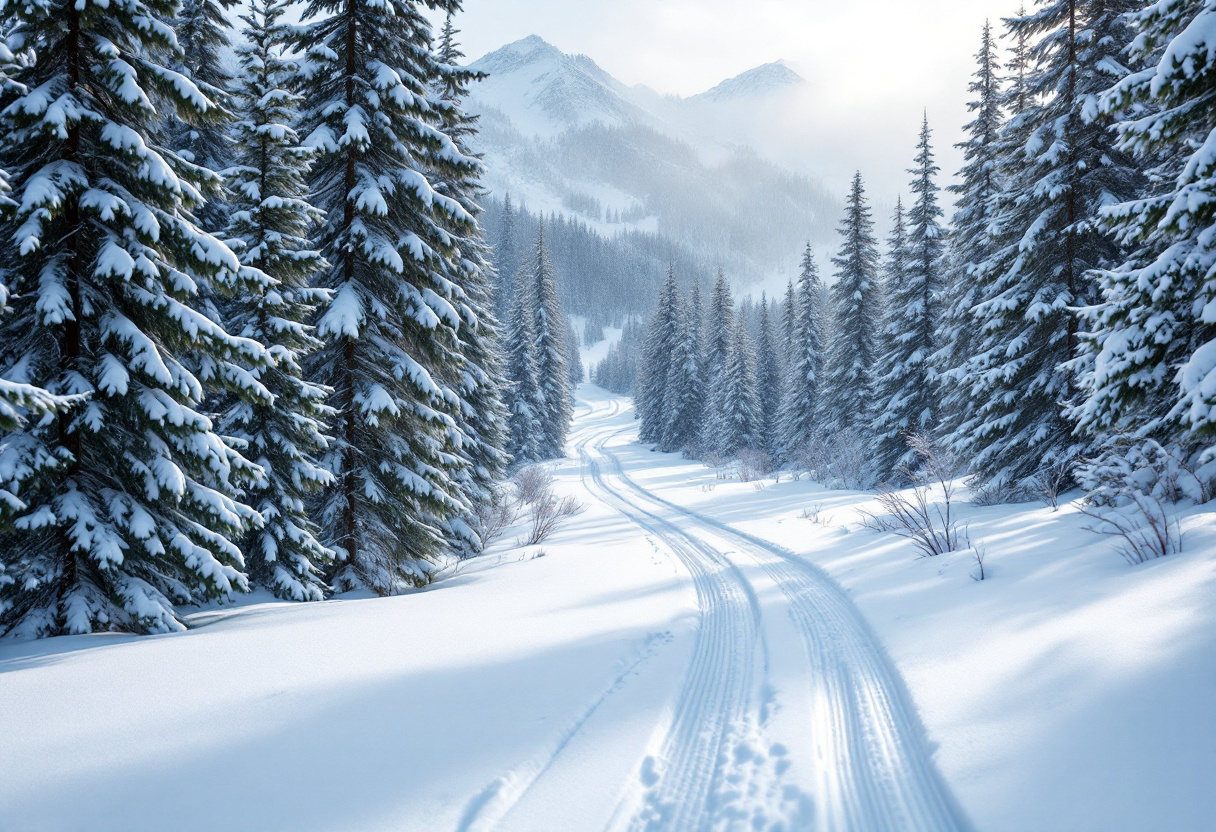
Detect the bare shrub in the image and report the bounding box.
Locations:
[970,477,1034,506]
[801,504,833,526]
[527,490,586,545]
[970,542,988,581]
[513,465,553,506]
[1032,459,1074,511]
[737,449,772,483]
[473,487,519,549]
[795,430,870,489]
[1079,492,1182,565]
[866,432,965,558]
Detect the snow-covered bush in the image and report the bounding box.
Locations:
[736,449,772,483]
[867,433,965,558]
[473,486,520,551]
[970,478,1035,507]
[1078,436,1214,508]
[513,465,554,507]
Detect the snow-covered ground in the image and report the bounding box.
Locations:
[2,386,1213,831]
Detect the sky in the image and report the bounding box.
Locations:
[441,0,1025,207]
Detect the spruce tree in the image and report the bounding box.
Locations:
[958,0,1142,487]
[822,172,882,437]
[638,268,682,444]
[294,0,475,592]
[495,193,518,323]
[701,270,734,450]
[754,295,783,457]
[171,0,237,231]
[567,320,585,386]
[710,311,761,458]
[1075,0,1216,466]
[504,267,542,465]
[872,118,944,481]
[221,0,334,600]
[937,21,1004,441]
[663,292,703,453]
[780,244,825,458]
[0,0,272,635]
[431,10,509,552]
[528,225,572,459]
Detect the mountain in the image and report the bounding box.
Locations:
[691,61,806,103]
[464,37,839,295]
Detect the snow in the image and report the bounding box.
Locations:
[2,387,1213,831]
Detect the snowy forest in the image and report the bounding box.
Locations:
[618,4,1216,518]
[3,0,1216,829]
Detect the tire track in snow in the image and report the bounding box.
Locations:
[593,421,971,832]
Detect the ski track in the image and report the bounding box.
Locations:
[465,394,969,832]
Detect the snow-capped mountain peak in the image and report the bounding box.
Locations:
[693,61,806,102]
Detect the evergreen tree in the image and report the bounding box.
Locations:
[782,278,796,370]
[503,267,542,465]
[0,0,272,635]
[780,244,825,458]
[701,270,734,448]
[710,311,760,458]
[171,0,237,231]
[221,0,335,600]
[663,292,703,453]
[822,172,882,437]
[567,320,585,386]
[754,295,783,457]
[431,10,509,553]
[293,0,475,592]
[528,225,572,459]
[957,0,1142,486]
[1075,0,1216,466]
[872,118,944,481]
[937,21,1004,440]
[638,268,682,444]
[494,193,518,322]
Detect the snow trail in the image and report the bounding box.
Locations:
[573,392,969,832]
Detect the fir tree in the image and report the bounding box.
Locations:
[1075,0,1216,466]
[638,268,682,444]
[663,291,703,453]
[171,0,237,231]
[701,270,734,448]
[0,0,272,636]
[528,225,572,459]
[494,193,518,323]
[567,319,585,386]
[754,295,783,457]
[937,22,1004,440]
[872,118,944,481]
[294,0,475,592]
[822,172,882,437]
[431,9,509,553]
[221,0,335,600]
[710,311,760,458]
[504,267,542,465]
[958,0,1142,486]
[780,244,825,458]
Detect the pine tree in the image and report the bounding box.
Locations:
[937,22,1004,441]
[958,0,1142,487]
[528,225,572,459]
[566,320,585,386]
[220,0,335,600]
[1074,0,1216,466]
[754,295,783,457]
[504,267,542,465]
[701,270,734,449]
[431,10,509,553]
[710,311,760,458]
[171,0,238,231]
[494,193,518,323]
[872,118,944,481]
[782,278,796,370]
[294,0,475,592]
[780,245,825,458]
[0,0,272,636]
[663,292,703,453]
[638,268,682,444]
[822,172,882,437]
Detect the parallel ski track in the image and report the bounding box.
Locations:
[590,422,970,832]
[576,414,761,831]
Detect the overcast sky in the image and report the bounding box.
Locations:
[442,0,1026,207]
